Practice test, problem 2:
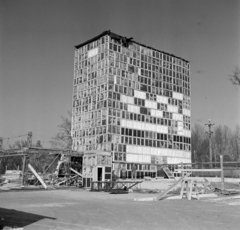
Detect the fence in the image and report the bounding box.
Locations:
[168,161,240,178]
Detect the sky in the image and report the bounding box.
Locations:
[0,0,240,148]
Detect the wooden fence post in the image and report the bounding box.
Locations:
[220,155,224,191]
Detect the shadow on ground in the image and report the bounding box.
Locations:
[0,208,55,229]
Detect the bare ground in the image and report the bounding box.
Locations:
[0,189,240,230]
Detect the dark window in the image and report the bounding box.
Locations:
[129,129,132,136]
[137,130,141,137]
[134,130,137,137]
[145,139,149,146]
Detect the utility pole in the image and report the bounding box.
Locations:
[205,119,215,168]
[0,137,3,166]
[0,137,3,150]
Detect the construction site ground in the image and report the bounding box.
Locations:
[1,186,240,230]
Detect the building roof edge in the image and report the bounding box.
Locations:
[75,30,189,63]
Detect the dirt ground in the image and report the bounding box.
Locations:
[1,189,240,230]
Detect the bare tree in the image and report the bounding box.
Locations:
[229,66,240,86]
[191,124,209,162]
[230,125,240,161]
[51,111,72,149]
[212,125,233,161]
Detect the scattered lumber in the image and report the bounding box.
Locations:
[27,164,47,189]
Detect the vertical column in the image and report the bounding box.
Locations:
[220,155,224,191]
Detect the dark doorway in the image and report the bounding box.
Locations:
[97,167,102,181]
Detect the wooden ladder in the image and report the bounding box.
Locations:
[163,166,175,179]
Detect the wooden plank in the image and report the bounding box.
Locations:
[70,167,83,178]
[175,169,222,172]
[134,197,157,201]
[28,164,47,189]
[0,153,27,158]
[156,172,191,200]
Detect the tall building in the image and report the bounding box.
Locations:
[71,31,191,178]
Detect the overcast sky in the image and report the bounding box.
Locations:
[0,0,239,147]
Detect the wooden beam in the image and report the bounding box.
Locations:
[70,167,83,177]
[156,173,192,200]
[21,155,26,187]
[0,154,27,158]
[175,169,222,172]
[28,164,47,189]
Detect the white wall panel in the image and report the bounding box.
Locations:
[157,95,168,104]
[145,100,157,109]
[128,104,134,113]
[127,96,134,104]
[183,108,191,116]
[156,110,163,118]
[88,48,98,58]
[151,109,156,116]
[135,90,146,99]
[121,95,128,103]
[133,121,139,129]
[172,92,183,100]
[121,119,126,126]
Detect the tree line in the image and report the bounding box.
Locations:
[191,124,240,163]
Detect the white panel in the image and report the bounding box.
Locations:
[145,101,157,109]
[121,95,128,103]
[183,108,191,116]
[121,119,126,127]
[163,126,168,133]
[127,96,134,104]
[157,95,168,104]
[135,90,146,99]
[151,109,156,116]
[150,124,155,131]
[138,68,141,75]
[147,147,151,155]
[173,113,178,120]
[173,106,178,113]
[152,101,157,109]
[152,124,157,131]
[126,145,131,153]
[156,110,163,118]
[172,92,177,100]
[173,113,183,121]
[134,105,140,114]
[152,148,157,156]
[128,104,133,113]
[173,92,183,100]
[167,105,171,112]
[88,48,98,58]
[145,123,150,131]
[137,146,142,154]
[142,155,151,163]
[156,125,161,132]
[134,121,138,129]
[178,121,183,131]
[145,100,151,108]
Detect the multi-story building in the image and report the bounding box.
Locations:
[71,31,191,179]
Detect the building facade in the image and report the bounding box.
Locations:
[71,31,191,178]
